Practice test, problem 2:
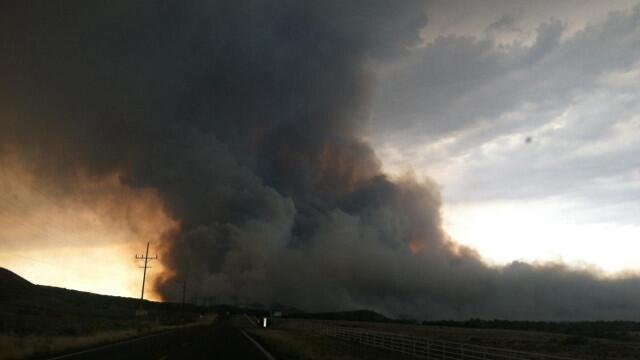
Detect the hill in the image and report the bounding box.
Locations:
[0,267,204,336]
[286,309,390,322]
[0,268,34,299]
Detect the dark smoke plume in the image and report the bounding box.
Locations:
[1,1,640,320]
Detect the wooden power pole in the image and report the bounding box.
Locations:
[135,242,157,306]
[181,280,187,322]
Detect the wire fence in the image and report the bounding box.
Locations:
[277,319,581,360]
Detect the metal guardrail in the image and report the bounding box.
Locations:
[278,319,581,360]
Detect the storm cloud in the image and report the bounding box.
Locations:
[1,1,640,320]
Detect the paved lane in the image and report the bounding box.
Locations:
[163,315,270,360]
[44,315,273,360]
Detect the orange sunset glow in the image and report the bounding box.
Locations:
[0,158,178,300]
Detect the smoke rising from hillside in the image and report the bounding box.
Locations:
[1,1,640,320]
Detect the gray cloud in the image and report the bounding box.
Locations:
[486,12,524,35]
[373,5,640,209]
[374,7,640,139]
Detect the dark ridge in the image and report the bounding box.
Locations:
[0,267,34,299]
[0,267,207,335]
[210,305,270,317]
[207,303,303,317]
[269,303,304,315]
[286,309,390,322]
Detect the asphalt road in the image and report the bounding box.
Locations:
[44,315,273,360]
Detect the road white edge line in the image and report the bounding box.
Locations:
[241,330,277,360]
[244,313,257,327]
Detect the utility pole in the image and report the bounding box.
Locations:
[182,280,187,306]
[181,280,187,322]
[135,242,157,307]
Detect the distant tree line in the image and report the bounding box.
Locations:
[422,319,640,341]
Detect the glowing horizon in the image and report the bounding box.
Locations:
[0,162,176,300]
[443,200,640,276]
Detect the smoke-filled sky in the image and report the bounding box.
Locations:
[372,0,640,273]
[1,1,640,320]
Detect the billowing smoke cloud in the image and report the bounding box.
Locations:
[1,1,640,320]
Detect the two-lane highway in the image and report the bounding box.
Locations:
[44,315,274,360]
[161,315,272,360]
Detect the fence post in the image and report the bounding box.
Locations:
[442,341,446,360]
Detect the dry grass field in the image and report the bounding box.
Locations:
[249,327,415,360]
[285,319,640,360]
